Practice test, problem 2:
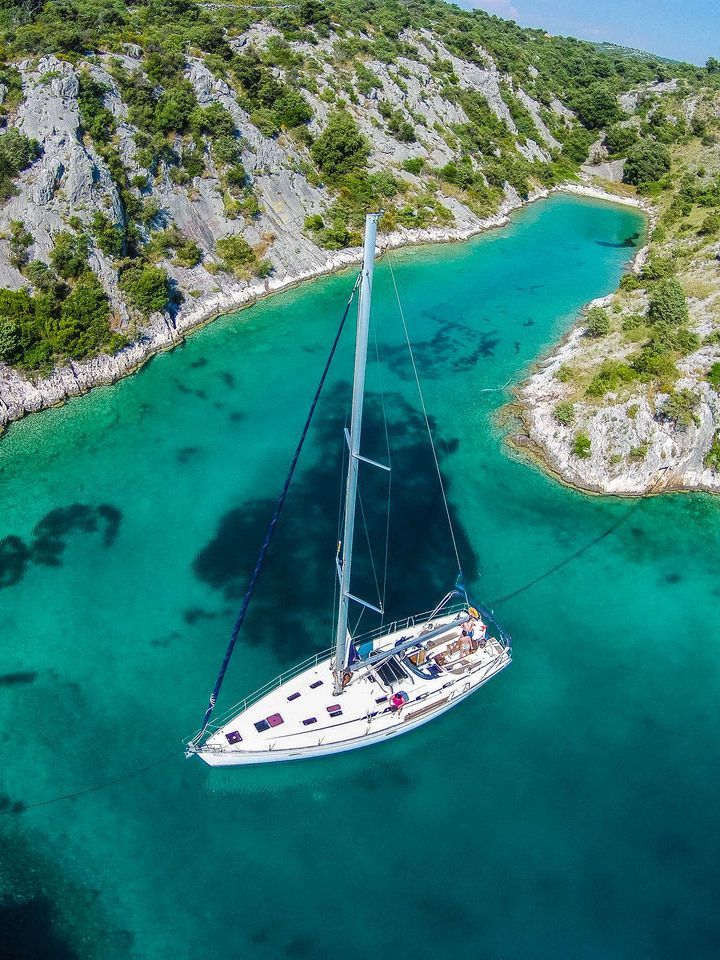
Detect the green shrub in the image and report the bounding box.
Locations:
[250,108,280,138]
[556,364,576,383]
[629,441,649,462]
[627,403,639,418]
[190,102,236,139]
[706,362,720,390]
[24,260,57,292]
[215,234,269,276]
[604,124,638,156]
[623,140,672,187]
[631,344,678,382]
[0,316,20,361]
[153,80,197,135]
[78,74,116,145]
[211,134,243,167]
[355,62,380,96]
[699,211,720,236]
[586,360,636,397]
[640,255,675,281]
[553,401,575,426]
[585,306,610,337]
[8,220,33,268]
[55,273,113,358]
[275,89,313,128]
[619,272,643,292]
[311,110,370,181]
[181,148,206,178]
[660,388,700,427]
[50,231,90,280]
[0,128,40,199]
[402,157,425,174]
[216,234,255,270]
[573,84,620,130]
[572,431,592,458]
[174,239,202,268]
[560,125,594,164]
[647,278,688,327]
[90,212,124,258]
[119,265,169,314]
[704,431,720,471]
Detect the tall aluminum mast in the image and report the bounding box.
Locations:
[332,212,380,695]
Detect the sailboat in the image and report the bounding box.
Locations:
[186,213,511,766]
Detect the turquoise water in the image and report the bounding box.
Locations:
[2,194,719,959]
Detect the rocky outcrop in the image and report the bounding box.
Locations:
[581,159,626,183]
[515,324,720,496]
[513,184,720,496]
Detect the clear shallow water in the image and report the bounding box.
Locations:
[1,195,719,959]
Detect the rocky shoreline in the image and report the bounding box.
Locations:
[0,182,594,430]
[511,188,720,498]
[11,179,703,503]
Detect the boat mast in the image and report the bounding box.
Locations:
[333,212,380,695]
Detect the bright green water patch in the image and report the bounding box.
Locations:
[2,195,719,959]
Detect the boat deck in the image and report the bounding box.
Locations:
[197,608,510,764]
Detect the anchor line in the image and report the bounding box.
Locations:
[488,469,670,606]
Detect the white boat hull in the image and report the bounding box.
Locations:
[190,608,511,767]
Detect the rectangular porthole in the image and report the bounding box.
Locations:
[310,680,323,689]
[375,696,387,704]
[287,692,301,701]
[302,717,317,726]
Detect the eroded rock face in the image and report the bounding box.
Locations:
[581,158,626,182]
[3,58,124,264]
[0,35,564,427]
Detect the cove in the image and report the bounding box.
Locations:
[1,193,719,960]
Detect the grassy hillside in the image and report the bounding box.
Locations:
[0,0,717,375]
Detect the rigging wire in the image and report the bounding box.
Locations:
[192,271,362,744]
[331,385,352,645]
[386,252,466,593]
[356,482,383,612]
[372,304,393,624]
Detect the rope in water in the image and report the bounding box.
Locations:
[488,470,669,606]
[0,749,183,817]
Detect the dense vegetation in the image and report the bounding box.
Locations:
[542,69,720,471]
[0,0,717,374]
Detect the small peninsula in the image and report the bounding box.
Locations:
[513,80,720,495]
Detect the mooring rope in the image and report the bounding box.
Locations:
[487,469,669,606]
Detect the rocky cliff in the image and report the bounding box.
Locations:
[0,25,570,426]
